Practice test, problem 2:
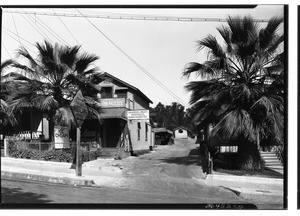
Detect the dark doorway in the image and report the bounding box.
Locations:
[103,119,126,148]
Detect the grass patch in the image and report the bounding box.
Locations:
[213,152,283,179]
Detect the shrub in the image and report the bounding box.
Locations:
[7,140,102,163]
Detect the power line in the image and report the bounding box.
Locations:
[11,13,21,46]
[26,11,71,46]
[3,28,37,55]
[2,43,12,59]
[3,9,270,23]
[76,9,187,106]
[20,13,52,43]
[52,9,81,47]
[25,13,56,44]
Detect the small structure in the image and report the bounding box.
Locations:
[152,127,173,145]
[173,126,191,139]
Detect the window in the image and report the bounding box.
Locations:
[137,122,141,141]
[220,146,238,153]
[115,89,127,99]
[101,87,113,98]
[145,123,148,141]
[178,129,183,133]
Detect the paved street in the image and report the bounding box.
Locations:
[1,177,243,205]
[1,138,283,209]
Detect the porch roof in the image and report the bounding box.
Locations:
[100,108,127,120]
[152,127,173,134]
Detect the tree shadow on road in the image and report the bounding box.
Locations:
[159,148,208,175]
[1,186,52,203]
[159,148,202,165]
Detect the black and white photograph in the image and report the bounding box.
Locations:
[0,3,289,212]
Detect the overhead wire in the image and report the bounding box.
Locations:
[26,11,71,46]
[3,9,270,23]
[2,28,37,55]
[11,13,21,46]
[20,13,52,43]
[52,9,82,48]
[75,8,187,106]
[2,43,12,59]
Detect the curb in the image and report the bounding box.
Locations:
[206,174,283,184]
[1,171,95,187]
[1,157,72,168]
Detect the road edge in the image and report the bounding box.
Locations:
[1,171,95,187]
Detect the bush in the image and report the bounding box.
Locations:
[7,140,102,163]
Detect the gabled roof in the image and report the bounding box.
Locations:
[173,126,192,132]
[95,72,153,104]
[153,127,173,134]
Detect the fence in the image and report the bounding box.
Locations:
[3,136,100,158]
[3,137,54,157]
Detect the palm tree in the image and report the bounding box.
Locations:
[183,16,284,170]
[0,59,17,128]
[6,40,101,140]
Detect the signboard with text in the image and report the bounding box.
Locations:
[127,110,149,120]
[70,90,88,128]
[54,126,70,149]
[98,98,125,108]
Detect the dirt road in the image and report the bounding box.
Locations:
[99,138,243,203]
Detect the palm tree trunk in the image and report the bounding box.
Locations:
[257,131,260,151]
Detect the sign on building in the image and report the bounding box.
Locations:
[99,98,125,108]
[127,110,149,120]
[54,126,70,149]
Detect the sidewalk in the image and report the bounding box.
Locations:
[1,157,126,187]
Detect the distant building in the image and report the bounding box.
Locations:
[173,126,191,139]
[152,127,173,145]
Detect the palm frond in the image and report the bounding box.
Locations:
[227,16,258,45]
[31,95,58,111]
[36,41,57,73]
[182,62,216,79]
[196,34,226,59]
[15,47,38,69]
[0,100,17,126]
[185,80,227,105]
[1,59,16,72]
[259,16,283,50]
[266,35,284,55]
[211,109,256,142]
[4,71,32,81]
[9,97,33,112]
[75,53,99,74]
[53,107,75,127]
[59,45,81,68]
[217,26,232,53]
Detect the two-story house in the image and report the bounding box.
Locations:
[80,72,154,158]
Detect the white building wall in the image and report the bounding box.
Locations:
[174,129,188,139]
[128,119,151,152]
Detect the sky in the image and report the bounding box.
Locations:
[1,5,284,108]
